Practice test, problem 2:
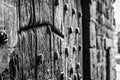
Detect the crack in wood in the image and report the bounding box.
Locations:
[18,22,64,39]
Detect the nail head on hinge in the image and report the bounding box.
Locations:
[0,30,8,44]
[76,63,80,69]
[68,27,73,34]
[78,12,82,18]
[55,0,59,6]
[74,74,77,80]
[54,52,58,60]
[60,72,64,80]
[75,28,79,34]
[65,48,69,57]
[78,45,81,51]
[70,67,73,76]
[64,4,68,11]
[73,46,76,53]
[37,54,43,65]
[72,8,76,15]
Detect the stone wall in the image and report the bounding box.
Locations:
[81,0,116,80]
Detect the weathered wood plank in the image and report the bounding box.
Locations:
[17,30,36,80]
[19,0,33,28]
[35,27,52,80]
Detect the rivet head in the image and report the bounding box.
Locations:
[72,8,76,15]
[70,67,73,76]
[65,48,69,57]
[64,4,68,11]
[78,12,82,18]
[54,0,59,6]
[68,27,73,34]
[0,30,8,44]
[60,72,64,80]
[54,52,58,60]
[78,45,81,51]
[76,63,80,69]
[75,28,79,34]
[37,54,43,65]
[74,74,77,80]
[73,46,76,53]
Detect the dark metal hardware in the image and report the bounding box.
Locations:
[65,48,69,57]
[55,0,59,6]
[54,52,58,60]
[0,30,8,44]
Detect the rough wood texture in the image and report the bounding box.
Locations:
[0,0,116,80]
